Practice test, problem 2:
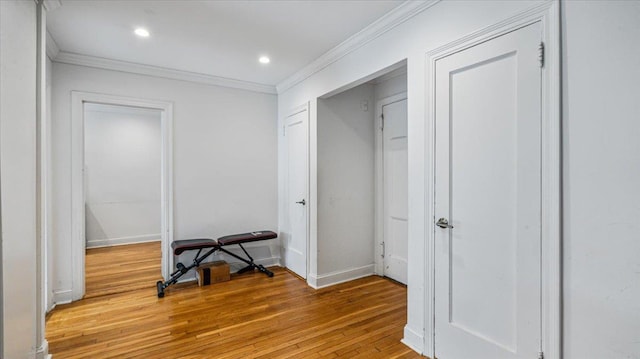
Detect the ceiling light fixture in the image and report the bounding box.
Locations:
[259,56,270,64]
[134,28,150,38]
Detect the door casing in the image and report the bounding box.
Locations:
[283,102,310,280]
[424,2,561,358]
[70,91,174,301]
[374,93,408,282]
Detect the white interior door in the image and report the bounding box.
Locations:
[285,107,309,279]
[382,98,408,284]
[434,23,542,359]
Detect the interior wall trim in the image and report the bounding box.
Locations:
[45,31,59,60]
[276,0,439,94]
[42,0,61,12]
[51,51,278,95]
[423,2,561,358]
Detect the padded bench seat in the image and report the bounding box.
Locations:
[157,229,278,297]
[172,238,217,255]
[217,230,277,246]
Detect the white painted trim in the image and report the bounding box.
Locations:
[174,257,281,284]
[45,31,59,60]
[319,60,407,100]
[402,325,425,355]
[374,92,408,276]
[225,256,281,273]
[372,67,407,85]
[70,91,174,301]
[424,2,561,358]
[86,235,161,249]
[35,339,50,359]
[307,265,375,289]
[53,289,72,305]
[540,3,562,359]
[84,102,162,116]
[276,0,439,94]
[54,52,277,95]
[42,0,61,11]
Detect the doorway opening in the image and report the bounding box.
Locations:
[312,61,408,288]
[83,103,163,297]
[70,92,173,301]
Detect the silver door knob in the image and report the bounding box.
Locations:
[295,199,306,205]
[436,217,453,229]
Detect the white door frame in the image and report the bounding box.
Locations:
[424,2,561,359]
[374,92,407,276]
[283,102,310,279]
[70,91,174,301]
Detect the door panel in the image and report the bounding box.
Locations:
[285,108,308,279]
[434,23,542,359]
[382,99,408,284]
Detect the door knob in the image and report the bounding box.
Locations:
[436,217,453,229]
[295,199,306,205]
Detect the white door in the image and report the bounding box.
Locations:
[285,107,309,279]
[434,23,542,359]
[382,98,408,284]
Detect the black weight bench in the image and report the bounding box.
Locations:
[156,230,277,298]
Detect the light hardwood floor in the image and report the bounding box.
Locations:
[47,243,423,358]
[84,241,163,298]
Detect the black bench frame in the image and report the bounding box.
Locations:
[156,231,276,298]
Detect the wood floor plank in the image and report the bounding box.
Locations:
[84,241,163,298]
[47,243,425,358]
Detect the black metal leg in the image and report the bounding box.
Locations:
[156,246,219,298]
[219,245,273,277]
[156,238,275,298]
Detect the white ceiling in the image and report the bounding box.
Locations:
[47,0,405,88]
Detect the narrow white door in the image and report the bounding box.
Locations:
[382,98,408,284]
[434,23,542,359]
[285,108,309,279]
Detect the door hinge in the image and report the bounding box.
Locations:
[380,241,385,258]
[538,351,544,359]
[283,125,286,136]
[381,113,385,131]
[538,42,545,68]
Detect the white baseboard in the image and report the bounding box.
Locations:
[401,325,425,355]
[307,264,375,289]
[47,303,56,314]
[86,234,161,248]
[207,255,280,273]
[174,256,281,283]
[36,339,50,359]
[53,289,73,305]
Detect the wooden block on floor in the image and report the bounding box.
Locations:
[196,260,230,286]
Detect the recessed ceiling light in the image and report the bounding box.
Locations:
[259,56,270,64]
[134,28,150,38]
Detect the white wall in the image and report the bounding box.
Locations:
[278,0,640,357]
[373,69,407,102]
[278,0,542,352]
[84,103,162,248]
[316,84,376,283]
[52,63,278,300]
[562,1,640,358]
[0,0,38,357]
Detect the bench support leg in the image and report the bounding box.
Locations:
[219,244,274,278]
[156,246,219,298]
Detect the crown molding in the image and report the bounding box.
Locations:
[46,31,60,60]
[276,0,439,94]
[52,51,277,94]
[43,0,62,11]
